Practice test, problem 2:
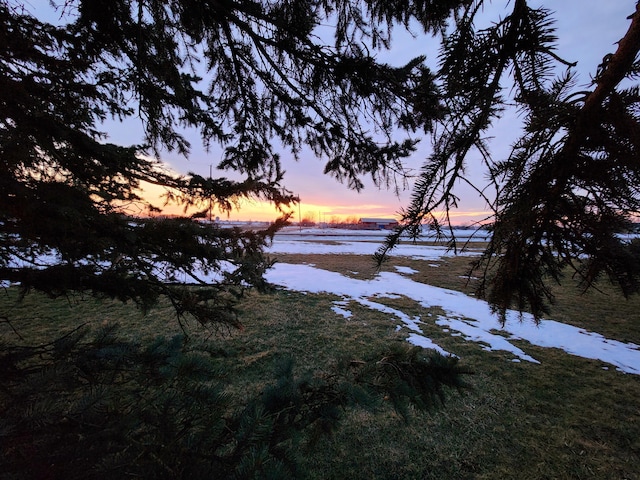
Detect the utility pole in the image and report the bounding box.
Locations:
[209,164,212,223]
[324,212,331,229]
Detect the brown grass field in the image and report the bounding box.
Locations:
[2,248,640,479]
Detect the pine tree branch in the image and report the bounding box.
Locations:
[562,2,640,162]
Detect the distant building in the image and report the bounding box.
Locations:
[358,218,399,230]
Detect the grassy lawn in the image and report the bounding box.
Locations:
[2,252,639,479]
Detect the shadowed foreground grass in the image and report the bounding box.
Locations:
[1,253,639,479]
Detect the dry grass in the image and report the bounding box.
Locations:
[2,249,640,479]
[266,251,640,478]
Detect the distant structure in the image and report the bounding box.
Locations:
[358,218,399,230]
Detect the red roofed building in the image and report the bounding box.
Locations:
[358,218,399,230]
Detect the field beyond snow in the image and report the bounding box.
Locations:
[265,227,640,375]
[3,226,640,479]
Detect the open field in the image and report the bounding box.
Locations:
[2,229,640,479]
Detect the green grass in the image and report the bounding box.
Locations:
[2,252,640,479]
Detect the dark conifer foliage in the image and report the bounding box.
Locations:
[9,0,639,475]
[0,324,470,479]
[378,0,640,320]
[1,1,471,477]
[1,0,454,321]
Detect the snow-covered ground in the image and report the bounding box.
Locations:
[274,226,493,243]
[267,238,481,259]
[264,233,640,375]
[267,227,485,258]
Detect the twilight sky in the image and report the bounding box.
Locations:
[34,1,638,223]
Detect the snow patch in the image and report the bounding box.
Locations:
[265,263,640,374]
[395,266,419,275]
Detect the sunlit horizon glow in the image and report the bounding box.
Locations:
[32,1,635,228]
[131,180,491,225]
[112,0,630,229]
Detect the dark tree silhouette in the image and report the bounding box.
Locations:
[378,0,640,320]
[1,1,468,477]
[4,0,639,477]
[1,0,448,321]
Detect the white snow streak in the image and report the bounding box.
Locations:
[265,263,640,374]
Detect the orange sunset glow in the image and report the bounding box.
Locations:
[134,181,491,225]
